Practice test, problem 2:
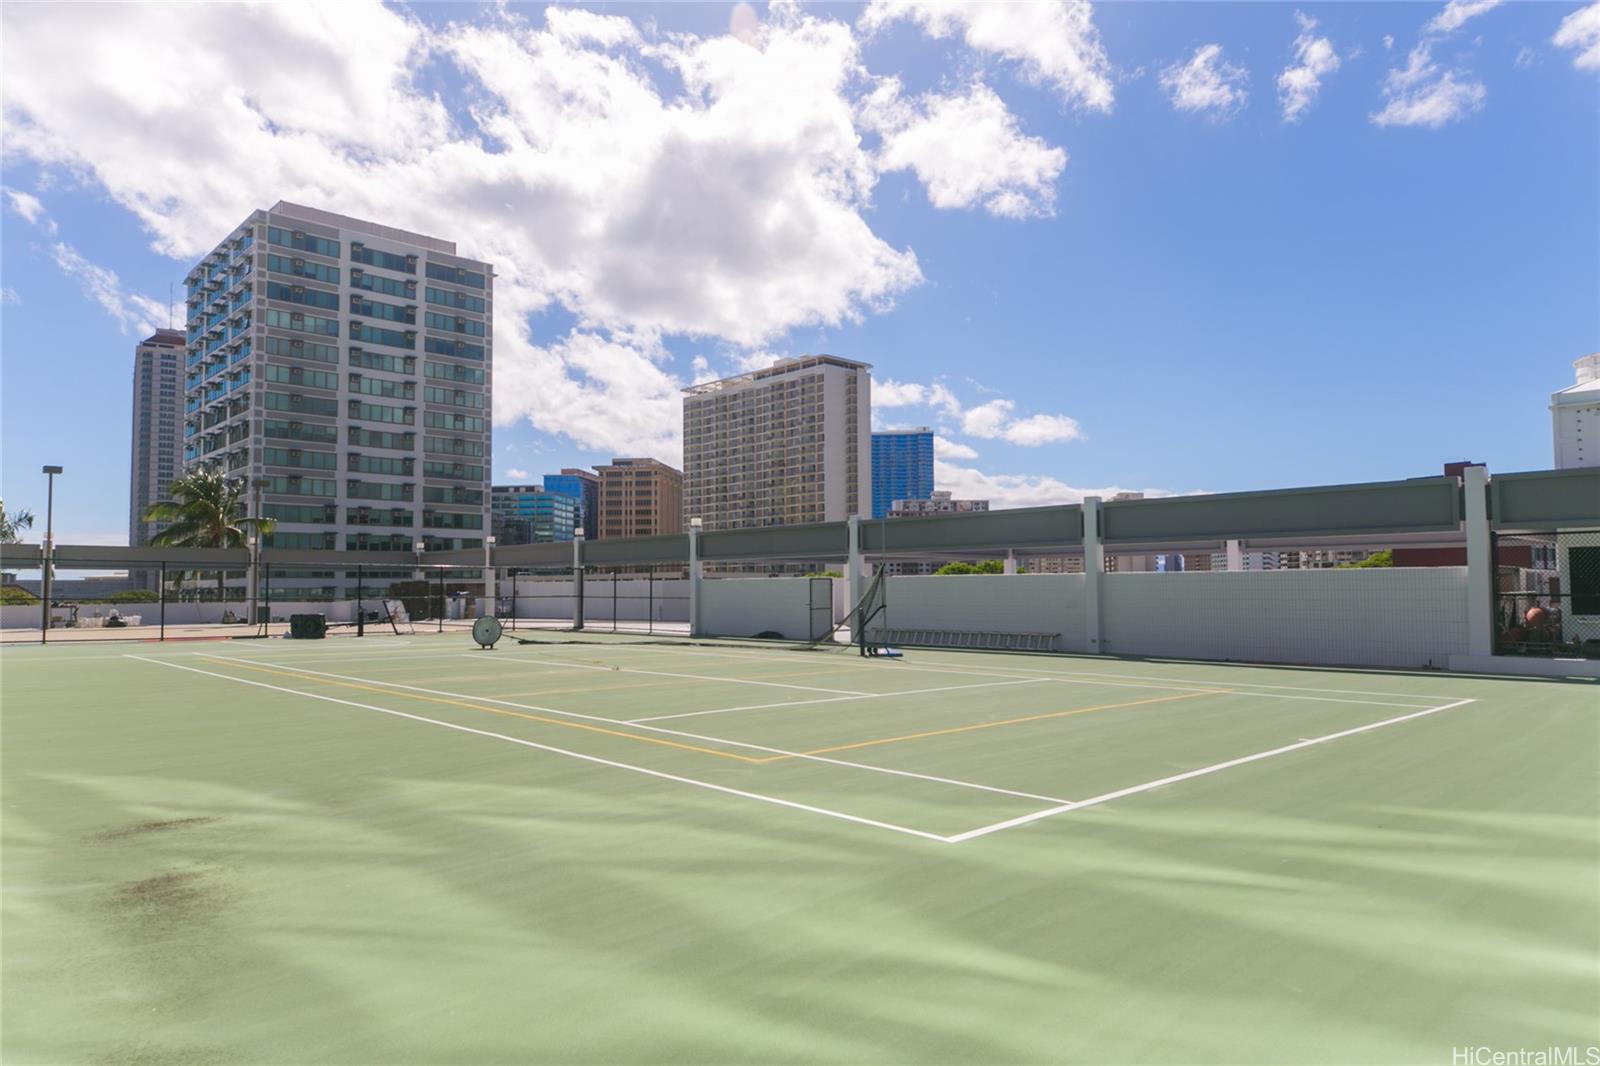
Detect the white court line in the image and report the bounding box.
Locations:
[472,652,871,696]
[551,643,1454,708]
[235,659,1073,806]
[629,677,1050,723]
[944,697,1479,843]
[125,655,949,843]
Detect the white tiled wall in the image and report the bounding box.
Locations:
[1100,567,1470,669]
[700,577,832,641]
[879,574,1088,652]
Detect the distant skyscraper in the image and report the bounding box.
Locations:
[682,355,871,530]
[596,458,683,539]
[181,201,492,598]
[871,428,934,519]
[491,485,577,544]
[544,468,598,539]
[129,328,187,586]
[1553,354,1600,469]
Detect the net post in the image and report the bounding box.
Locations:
[687,520,702,637]
[510,570,518,632]
[846,515,862,644]
[611,569,618,634]
[1082,496,1104,655]
[1463,465,1493,656]
[647,565,654,636]
[436,567,443,633]
[572,530,585,631]
[356,564,365,637]
[159,560,166,642]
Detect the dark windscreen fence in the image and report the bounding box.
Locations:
[1492,529,1600,658]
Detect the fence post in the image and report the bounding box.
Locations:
[1082,497,1104,655]
[1464,465,1494,656]
[572,530,585,631]
[159,561,166,642]
[647,566,654,635]
[510,570,518,631]
[845,515,862,637]
[356,564,365,637]
[437,568,444,633]
[612,570,618,633]
[688,521,702,637]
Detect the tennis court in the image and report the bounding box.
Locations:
[3,630,1596,1062]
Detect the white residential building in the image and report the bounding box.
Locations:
[1552,354,1600,469]
[682,355,871,530]
[181,201,492,599]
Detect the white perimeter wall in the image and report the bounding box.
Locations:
[879,574,1088,653]
[700,577,831,641]
[1100,568,1470,669]
[871,568,1470,669]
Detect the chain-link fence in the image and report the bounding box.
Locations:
[1492,530,1600,658]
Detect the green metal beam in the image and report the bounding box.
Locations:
[1101,477,1463,543]
[1489,467,1600,531]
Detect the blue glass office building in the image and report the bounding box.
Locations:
[490,485,577,544]
[870,428,934,519]
[543,469,598,539]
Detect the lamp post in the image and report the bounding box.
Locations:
[39,465,62,644]
[248,477,266,627]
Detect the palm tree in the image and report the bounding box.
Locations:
[143,469,274,604]
[0,501,35,544]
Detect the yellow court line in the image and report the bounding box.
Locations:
[198,657,767,764]
[795,689,1232,758]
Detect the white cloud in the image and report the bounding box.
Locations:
[878,380,1080,446]
[0,287,19,306]
[728,2,761,46]
[1383,34,1396,51]
[49,242,173,336]
[961,398,1015,438]
[1371,42,1487,127]
[935,460,1174,509]
[859,0,1115,111]
[1278,13,1341,122]
[863,80,1066,218]
[506,468,531,481]
[1513,45,1535,69]
[1553,2,1600,71]
[876,379,932,406]
[1425,0,1504,36]
[934,436,978,461]
[0,1,943,459]
[1000,412,1084,446]
[1160,44,1249,118]
[2,187,50,229]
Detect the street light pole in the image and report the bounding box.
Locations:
[247,477,267,627]
[40,465,62,644]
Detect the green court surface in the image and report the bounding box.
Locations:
[3,632,1596,1063]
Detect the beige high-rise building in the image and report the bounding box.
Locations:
[596,458,682,539]
[682,355,871,530]
[129,328,188,586]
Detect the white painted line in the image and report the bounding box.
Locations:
[472,652,872,696]
[124,655,950,843]
[944,697,1478,843]
[629,677,1050,723]
[236,660,1072,805]
[550,642,1452,708]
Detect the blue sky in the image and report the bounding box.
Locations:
[1,0,1596,543]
